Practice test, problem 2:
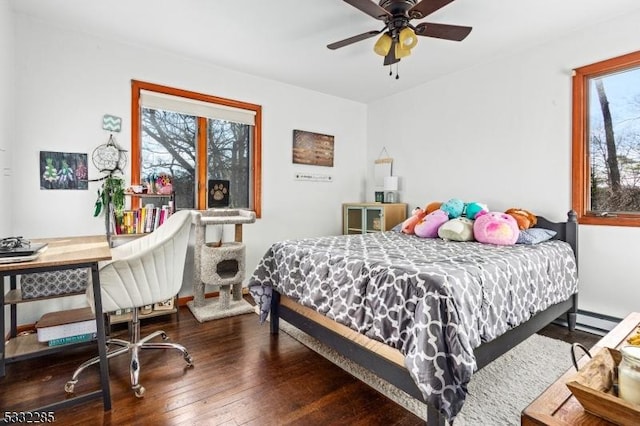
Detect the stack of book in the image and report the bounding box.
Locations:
[114,204,173,235]
[35,307,97,347]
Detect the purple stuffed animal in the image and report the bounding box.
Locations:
[414,209,449,238]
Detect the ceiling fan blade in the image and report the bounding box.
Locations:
[344,0,391,20]
[383,42,400,65]
[408,0,455,19]
[327,30,381,50]
[414,22,472,41]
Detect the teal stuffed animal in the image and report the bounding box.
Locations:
[465,202,489,220]
[440,198,465,219]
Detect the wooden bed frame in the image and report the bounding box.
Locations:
[268,211,579,426]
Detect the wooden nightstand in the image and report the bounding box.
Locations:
[342,203,407,235]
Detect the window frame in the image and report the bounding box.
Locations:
[572,50,640,227]
[131,80,262,217]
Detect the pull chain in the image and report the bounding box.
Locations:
[387,63,400,80]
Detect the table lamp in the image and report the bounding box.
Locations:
[383,176,399,203]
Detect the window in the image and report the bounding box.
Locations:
[572,51,640,226]
[131,81,262,217]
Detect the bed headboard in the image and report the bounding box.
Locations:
[534,210,578,259]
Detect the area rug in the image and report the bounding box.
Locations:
[277,319,572,425]
[187,298,255,322]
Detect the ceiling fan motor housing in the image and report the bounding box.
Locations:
[377,1,421,41]
[379,0,421,18]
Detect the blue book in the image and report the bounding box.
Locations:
[48,333,96,347]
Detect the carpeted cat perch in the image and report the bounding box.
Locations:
[187,209,256,322]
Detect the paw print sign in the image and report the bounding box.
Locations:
[208,179,230,207]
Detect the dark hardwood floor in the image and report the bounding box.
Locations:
[1,301,601,426]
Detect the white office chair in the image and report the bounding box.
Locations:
[65,209,194,398]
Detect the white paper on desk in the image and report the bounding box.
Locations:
[374,158,392,190]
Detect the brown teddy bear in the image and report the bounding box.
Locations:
[505,208,537,230]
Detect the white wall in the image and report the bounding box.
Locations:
[10,14,367,325]
[0,0,13,236]
[367,11,640,319]
[1,0,15,340]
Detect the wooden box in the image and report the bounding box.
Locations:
[567,347,640,425]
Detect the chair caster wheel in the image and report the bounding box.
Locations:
[134,385,146,398]
[185,354,193,367]
[161,332,168,340]
[64,381,76,394]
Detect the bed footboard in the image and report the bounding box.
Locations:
[269,290,576,425]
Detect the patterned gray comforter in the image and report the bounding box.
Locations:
[248,231,578,421]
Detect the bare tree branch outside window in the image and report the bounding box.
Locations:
[588,68,640,213]
[141,108,251,209]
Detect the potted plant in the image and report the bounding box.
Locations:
[93,175,125,218]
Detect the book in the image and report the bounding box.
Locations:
[48,332,97,347]
[36,307,97,342]
[153,207,161,231]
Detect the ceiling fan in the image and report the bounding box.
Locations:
[327,0,472,67]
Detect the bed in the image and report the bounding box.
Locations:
[248,211,578,425]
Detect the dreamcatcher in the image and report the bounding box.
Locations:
[92,134,127,179]
[92,134,127,217]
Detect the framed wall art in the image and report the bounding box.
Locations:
[40,151,88,190]
[208,179,230,208]
[292,129,334,167]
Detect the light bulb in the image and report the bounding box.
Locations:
[399,27,417,50]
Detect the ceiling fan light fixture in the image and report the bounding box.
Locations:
[399,27,418,50]
[373,33,392,56]
[395,43,411,59]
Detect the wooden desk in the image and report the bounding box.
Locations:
[0,235,112,412]
[522,312,640,425]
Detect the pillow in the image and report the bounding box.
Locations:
[390,223,403,232]
[473,212,519,245]
[438,217,474,241]
[516,228,556,245]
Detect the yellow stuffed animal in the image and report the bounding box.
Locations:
[505,208,537,230]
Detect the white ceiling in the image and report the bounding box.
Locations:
[10,0,640,103]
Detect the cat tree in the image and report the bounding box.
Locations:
[188,209,256,322]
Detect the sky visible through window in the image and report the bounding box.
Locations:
[588,67,640,198]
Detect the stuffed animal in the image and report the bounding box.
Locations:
[505,208,537,230]
[401,207,427,235]
[438,217,475,242]
[440,198,465,219]
[425,201,442,215]
[473,212,519,245]
[415,209,449,238]
[464,202,489,220]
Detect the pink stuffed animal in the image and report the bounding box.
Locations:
[414,209,449,238]
[401,207,426,235]
[473,212,519,245]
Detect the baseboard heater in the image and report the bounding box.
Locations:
[554,309,623,336]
